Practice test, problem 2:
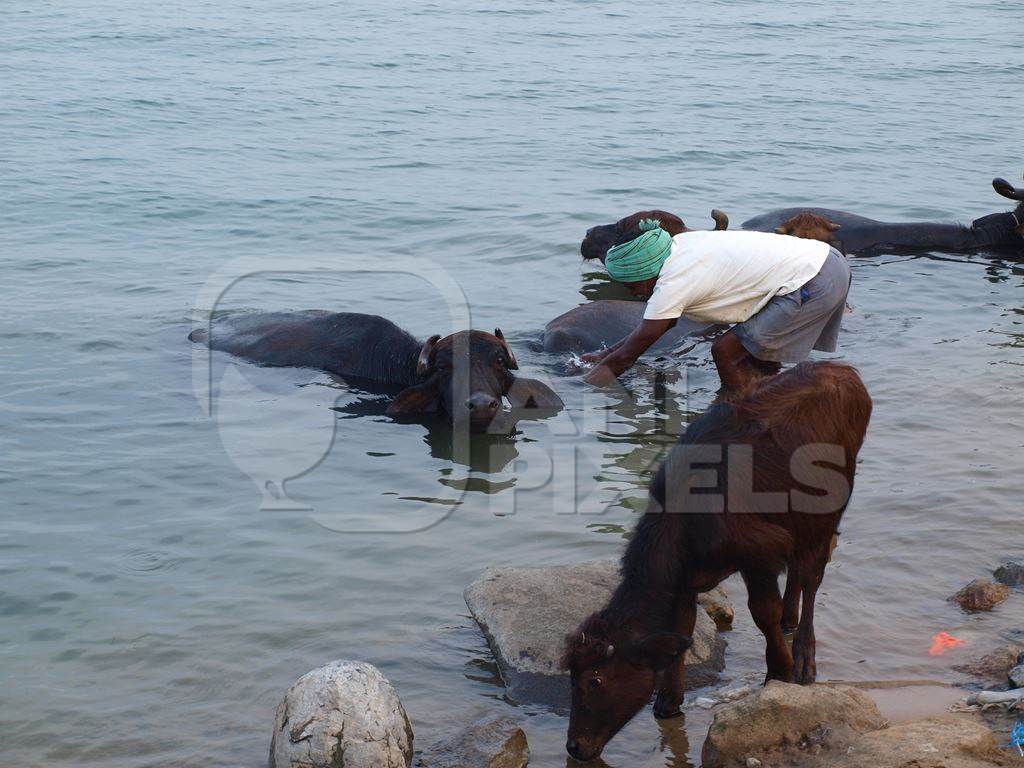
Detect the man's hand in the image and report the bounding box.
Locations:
[580,349,610,364]
[582,318,676,385]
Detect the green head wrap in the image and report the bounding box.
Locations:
[604,219,672,283]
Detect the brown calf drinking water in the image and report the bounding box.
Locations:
[560,362,872,762]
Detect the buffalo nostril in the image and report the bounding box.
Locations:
[467,394,499,412]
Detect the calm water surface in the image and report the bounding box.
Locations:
[2,1,1023,766]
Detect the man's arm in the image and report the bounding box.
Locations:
[583,318,677,385]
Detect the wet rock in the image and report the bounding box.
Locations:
[464,560,725,706]
[417,716,528,768]
[950,579,1010,612]
[953,644,1024,682]
[269,660,413,768]
[995,560,1024,587]
[700,681,887,768]
[699,585,735,629]
[1009,664,1024,689]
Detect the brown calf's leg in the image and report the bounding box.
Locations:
[711,331,780,391]
[791,549,830,684]
[781,567,801,632]
[743,570,793,684]
[653,591,698,719]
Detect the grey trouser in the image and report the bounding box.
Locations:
[733,247,851,363]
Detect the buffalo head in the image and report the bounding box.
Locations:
[581,209,728,263]
[386,329,562,432]
[560,614,691,762]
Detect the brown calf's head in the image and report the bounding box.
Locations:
[386,329,562,432]
[775,212,841,244]
[560,614,691,762]
[581,209,728,263]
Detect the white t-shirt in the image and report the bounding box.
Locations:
[643,230,830,323]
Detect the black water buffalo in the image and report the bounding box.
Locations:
[542,300,713,355]
[190,311,562,432]
[580,173,1024,261]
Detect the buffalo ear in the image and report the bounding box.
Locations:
[638,632,692,671]
[386,382,441,419]
[494,328,519,370]
[416,335,441,376]
[506,376,564,410]
[827,221,842,232]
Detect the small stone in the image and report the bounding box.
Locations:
[417,716,528,768]
[1009,664,1024,689]
[994,560,1024,587]
[949,579,1010,612]
[953,644,1023,681]
[269,660,413,768]
[698,586,735,630]
[745,758,762,768]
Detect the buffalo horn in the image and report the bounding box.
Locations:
[993,176,1024,201]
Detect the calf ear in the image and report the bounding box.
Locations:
[386,382,441,419]
[638,632,692,671]
[506,377,564,410]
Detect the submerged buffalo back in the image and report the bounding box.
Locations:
[192,311,421,386]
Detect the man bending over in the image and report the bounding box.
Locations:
[582,219,851,390]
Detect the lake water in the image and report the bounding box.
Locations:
[2,0,1023,765]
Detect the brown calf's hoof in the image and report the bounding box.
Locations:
[653,705,683,719]
[791,655,817,684]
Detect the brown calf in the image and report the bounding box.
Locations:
[775,211,842,245]
[561,362,872,762]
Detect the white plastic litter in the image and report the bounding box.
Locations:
[952,687,1024,711]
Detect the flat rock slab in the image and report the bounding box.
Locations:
[464,560,725,707]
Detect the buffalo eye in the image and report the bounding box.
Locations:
[587,676,603,690]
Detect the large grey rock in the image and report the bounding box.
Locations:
[417,716,528,768]
[464,560,725,707]
[700,681,887,768]
[950,579,1010,612]
[270,660,413,768]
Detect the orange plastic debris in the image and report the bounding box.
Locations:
[929,631,966,656]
